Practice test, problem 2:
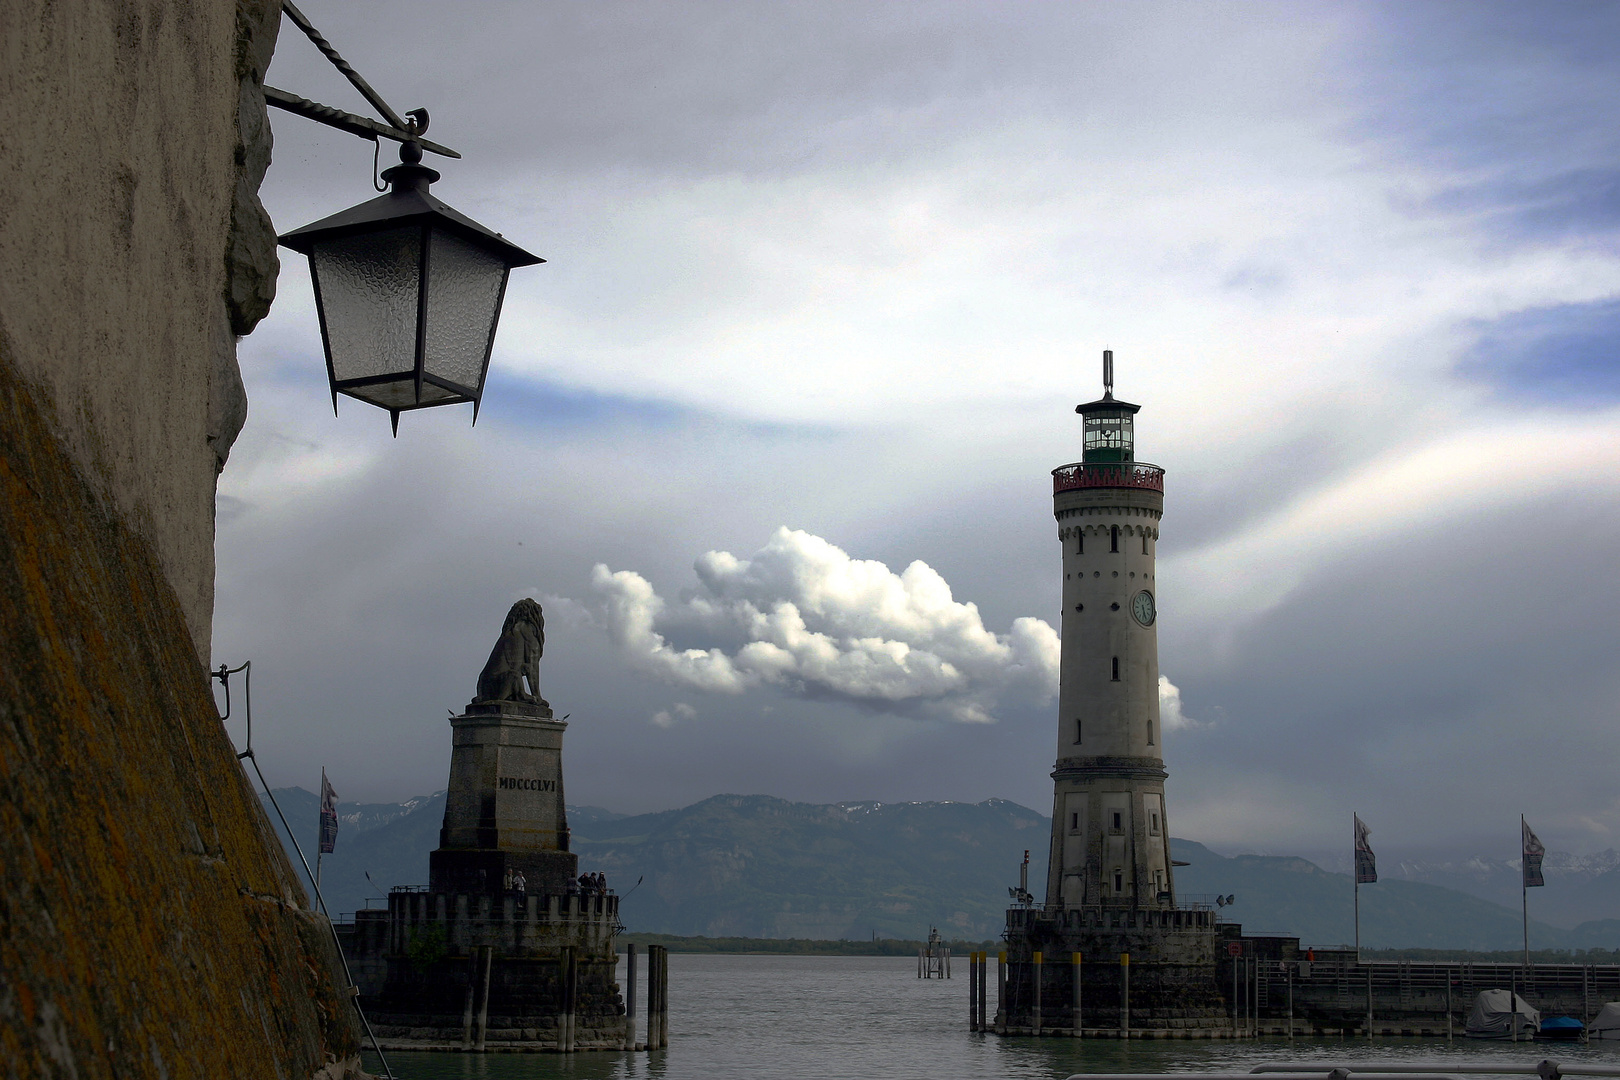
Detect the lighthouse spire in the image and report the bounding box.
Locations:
[1103,348,1114,398]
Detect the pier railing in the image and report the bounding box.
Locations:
[1073,1065,1620,1080]
[1053,461,1165,494]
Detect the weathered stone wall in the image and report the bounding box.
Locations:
[0,1,368,1077]
[0,0,280,658]
[0,355,362,1077]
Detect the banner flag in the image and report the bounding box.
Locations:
[1523,819,1545,888]
[319,769,339,855]
[1354,814,1377,884]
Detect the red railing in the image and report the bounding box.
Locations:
[1052,461,1165,494]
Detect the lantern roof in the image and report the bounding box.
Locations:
[278,165,544,269]
[1075,392,1140,416]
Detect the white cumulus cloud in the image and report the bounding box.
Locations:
[1159,676,1205,732]
[587,527,1059,723]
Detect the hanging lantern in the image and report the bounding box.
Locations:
[278,141,543,433]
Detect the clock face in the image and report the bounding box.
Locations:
[1132,590,1156,627]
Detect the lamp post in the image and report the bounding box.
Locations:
[265,2,542,434]
[278,139,542,433]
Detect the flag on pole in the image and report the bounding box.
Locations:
[319,769,339,855]
[1523,819,1545,888]
[1354,814,1377,884]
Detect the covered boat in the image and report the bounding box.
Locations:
[1538,1015,1584,1041]
[1589,1002,1620,1040]
[1464,988,1539,1040]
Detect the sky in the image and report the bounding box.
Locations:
[215,1,1620,867]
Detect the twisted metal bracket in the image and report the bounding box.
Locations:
[264,1,461,159]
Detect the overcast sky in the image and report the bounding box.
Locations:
[215,1,1620,867]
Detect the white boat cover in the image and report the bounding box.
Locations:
[1464,988,1540,1039]
[1589,1001,1620,1039]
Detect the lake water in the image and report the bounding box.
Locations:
[363,954,1620,1080]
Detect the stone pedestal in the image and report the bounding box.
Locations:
[429,700,578,895]
[1000,904,1229,1034]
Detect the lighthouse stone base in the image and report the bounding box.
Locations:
[999,904,1229,1034]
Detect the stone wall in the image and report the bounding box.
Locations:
[0,0,279,658]
[0,1,369,1077]
[0,347,362,1078]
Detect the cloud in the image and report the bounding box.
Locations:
[1159,676,1204,732]
[651,703,698,729]
[586,527,1059,723]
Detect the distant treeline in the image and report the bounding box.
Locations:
[617,933,999,955]
[1363,947,1620,965]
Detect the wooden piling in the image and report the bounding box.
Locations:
[996,951,1007,1034]
[972,952,984,1029]
[1072,952,1082,1038]
[645,944,668,1050]
[965,952,978,1029]
[659,944,670,1047]
[625,944,638,1050]
[1033,951,1043,1034]
[1120,952,1130,1037]
[647,945,660,1050]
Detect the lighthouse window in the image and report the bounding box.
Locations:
[1150,811,1161,834]
[1077,532,1083,555]
[1146,718,1154,745]
[1111,656,1120,681]
[1070,812,1080,832]
[1113,870,1124,893]
[1111,811,1122,831]
[1085,414,1133,450]
[1074,719,1082,744]
[1142,532,1149,554]
[1110,526,1119,552]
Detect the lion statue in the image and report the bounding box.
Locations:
[474,598,548,707]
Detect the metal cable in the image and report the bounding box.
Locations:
[214,662,396,1080]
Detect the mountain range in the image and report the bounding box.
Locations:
[260,788,1620,950]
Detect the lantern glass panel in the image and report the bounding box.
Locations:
[423,229,511,393]
[310,225,423,386]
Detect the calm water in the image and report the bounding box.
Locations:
[363,954,1620,1080]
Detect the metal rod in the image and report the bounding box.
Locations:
[263,86,461,158]
[280,1,408,132]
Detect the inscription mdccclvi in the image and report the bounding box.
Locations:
[498,776,556,792]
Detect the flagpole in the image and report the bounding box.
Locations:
[1354,814,1360,965]
[316,768,325,892]
[1522,814,1529,971]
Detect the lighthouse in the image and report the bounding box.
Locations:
[1046,349,1173,910]
[991,351,1224,1037]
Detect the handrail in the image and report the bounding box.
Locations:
[1053,460,1165,494]
[1252,1064,1620,1079]
[1073,1074,1466,1080]
[1072,1064,1620,1080]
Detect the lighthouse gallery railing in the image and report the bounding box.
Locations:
[1053,461,1165,494]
